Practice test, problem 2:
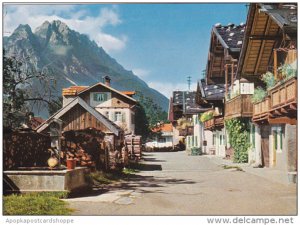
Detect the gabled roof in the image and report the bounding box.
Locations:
[199,79,225,100]
[172,90,212,114]
[77,82,137,103]
[36,97,122,136]
[212,23,246,52]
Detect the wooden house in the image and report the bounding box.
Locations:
[62,76,137,135]
[199,22,245,157]
[229,3,297,180]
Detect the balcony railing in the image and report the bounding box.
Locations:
[225,94,253,120]
[252,77,297,124]
[204,116,224,130]
[270,77,297,111]
[252,97,270,123]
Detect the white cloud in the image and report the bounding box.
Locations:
[132,68,150,78]
[3,4,127,53]
[148,81,197,98]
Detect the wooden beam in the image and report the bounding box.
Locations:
[280,107,288,114]
[249,35,280,40]
[268,117,297,125]
[225,64,228,99]
[274,49,278,79]
[274,110,282,116]
[254,17,271,74]
[290,104,297,110]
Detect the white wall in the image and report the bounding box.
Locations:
[146,135,173,148]
[96,108,135,134]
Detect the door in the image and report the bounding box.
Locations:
[261,125,270,167]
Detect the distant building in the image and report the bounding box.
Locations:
[146,123,174,149]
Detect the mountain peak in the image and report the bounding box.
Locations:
[11,24,34,39]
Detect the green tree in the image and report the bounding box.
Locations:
[135,91,168,128]
[134,102,151,141]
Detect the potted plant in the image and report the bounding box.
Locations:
[261,72,276,90]
[251,87,267,104]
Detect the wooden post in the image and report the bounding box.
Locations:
[274,49,278,79]
[225,64,228,99]
[231,63,234,92]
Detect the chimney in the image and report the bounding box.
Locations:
[103,75,111,87]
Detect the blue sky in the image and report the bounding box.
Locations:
[4,3,247,98]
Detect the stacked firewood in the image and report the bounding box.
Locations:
[61,141,96,168]
[125,135,142,160]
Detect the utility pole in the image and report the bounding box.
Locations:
[187,76,191,91]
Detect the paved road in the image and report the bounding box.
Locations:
[66,151,297,215]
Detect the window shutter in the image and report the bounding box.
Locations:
[122,112,126,122]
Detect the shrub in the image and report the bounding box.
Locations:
[261,72,276,89]
[279,64,297,80]
[251,87,267,103]
[200,111,214,122]
[225,118,251,163]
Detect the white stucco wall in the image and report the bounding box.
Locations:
[96,108,135,134]
[146,135,173,148]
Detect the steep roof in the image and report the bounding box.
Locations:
[77,82,137,103]
[36,97,122,136]
[213,23,246,52]
[172,90,212,114]
[199,79,225,100]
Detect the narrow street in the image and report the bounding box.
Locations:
[66,152,297,215]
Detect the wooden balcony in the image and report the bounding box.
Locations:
[252,97,270,124]
[224,94,253,120]
[268,77,297,124]
[204,116,224,131]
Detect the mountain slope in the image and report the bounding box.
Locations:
[4,20,169,117]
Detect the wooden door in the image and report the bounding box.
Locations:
[261,125,270,167]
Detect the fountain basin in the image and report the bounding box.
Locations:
[4,167,91,193]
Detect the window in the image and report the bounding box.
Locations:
[105,111,109,118]
[213,134,216,145]
[195,136,198,147]
[114,112,122,122]
[219,134,223,145]
[272,126,283,152]
[93,92,108,102]
[158,138,166,143]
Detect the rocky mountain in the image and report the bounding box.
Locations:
[4,20,169,117]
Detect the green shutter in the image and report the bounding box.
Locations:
[103,93,108,101]
[280,129,283,150]
[274,131,278,150]
[93,93,97,101]
[252,125,255,148]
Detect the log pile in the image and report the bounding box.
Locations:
[125,135,142,160]
[3,129,50,170]
[61,129,124,171]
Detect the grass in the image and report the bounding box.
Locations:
[223,165,244,171]
[4,192,73,215]
[90,167,140,185]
